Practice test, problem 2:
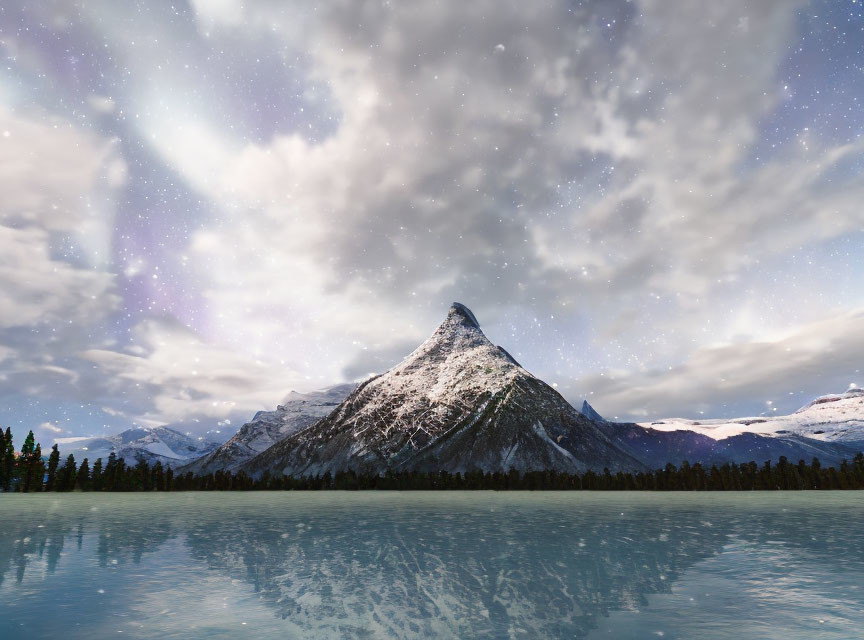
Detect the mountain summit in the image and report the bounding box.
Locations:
[242,303,644,476]
[55,426,219,469]
[180,383,356,475]
[581,400,606,423]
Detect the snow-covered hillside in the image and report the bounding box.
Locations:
[54,426,221,468]
[242,303,645,477]
[180,383,356,474]
[641,387,864,444]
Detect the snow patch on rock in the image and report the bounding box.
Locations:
[54,426,219,468]
[180,383,356,474]
[640,388,864,444]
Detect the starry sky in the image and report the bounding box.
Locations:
[1,0,864,443]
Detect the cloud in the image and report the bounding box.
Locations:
[0,107,124,331]
[0,108,124,416]
[0,107,126,244]
[87,95,116,114]
[30,421,68,446]
[0,226,118,330]
[81,318,311,427]
[38,421,64,434]
[2,0,863,435]
[176,0,856,365]
[115,0,861,423]
[578,309,864,420]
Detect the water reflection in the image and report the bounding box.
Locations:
[182,502,731,637]
[1,493,863,639]
[0,500,178,588]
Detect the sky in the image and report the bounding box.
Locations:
[1,0,864,443]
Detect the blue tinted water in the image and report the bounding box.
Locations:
[0,492,862,639]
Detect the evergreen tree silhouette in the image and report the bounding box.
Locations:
[151,460,165,491]
[0,423,859,493]
[134,456,150,491]
[46,443,61,491]
[58,454,77,492]
[17,431,36,492]
[29,443,45,492]
[91,458,104,491]
[76,458,91,491]
[103,452,117,491]
[2,427,13,491]
[0,428,7,490]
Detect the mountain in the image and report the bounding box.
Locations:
[641,387,864,446]
[580,400,606,422]
[180,383,356,474]
[600,422,860,469]
[241,303,646,477]
[54,426,220,469]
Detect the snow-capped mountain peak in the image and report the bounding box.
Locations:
[54,426,220,468]
[450,301,481,329]
[184,305,864,478]
[361,302,525,413]
[180,383,357,474]
[241,302,644,477]
[640,387,864,445]
[580,400,606,423]
[795,387,864,412]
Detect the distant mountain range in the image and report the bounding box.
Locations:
[54,427,220,469]
[64,303,864,475]
[215,303,863,476]
[642,387,864,445]
[180,383,356,475]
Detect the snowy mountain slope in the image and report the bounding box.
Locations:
[242,303,646,477]
[600,422,860,469]
[54,426,220,468]
[641,387,864,444]
[180,383,356,474]
[580,400,606,423]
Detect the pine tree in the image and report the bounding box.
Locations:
[19,432,45,493]
[46,444,61,491]
[0,428,7,491]
[58,454,77,492]
[103,452,117,491]
[151,460,165,491]
[17,431,36,492]
[28,443,45,492]
[76,458,91,491]
[91,458,103,492]
[113,457,126,491]
[811,457,822,489]
[2,427,13,491]
[134,456,150,491]
[853,452,864,489]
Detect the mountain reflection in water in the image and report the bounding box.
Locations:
[1,492,862,639]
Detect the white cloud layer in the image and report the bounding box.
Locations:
[0,109,123,395]
[577,309,864,419]
[1,0,863,433]
[82,318,309,427]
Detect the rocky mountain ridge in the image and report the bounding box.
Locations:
[642,386,864,445]
[241,303,646,476]
[54,426,220,469]
[179,383,356,474]
[174,303,863,476]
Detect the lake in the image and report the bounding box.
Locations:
[1,492,862,639]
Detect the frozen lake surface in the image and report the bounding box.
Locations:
[1,491,863,639]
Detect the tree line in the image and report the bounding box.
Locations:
[3,427,864,492]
